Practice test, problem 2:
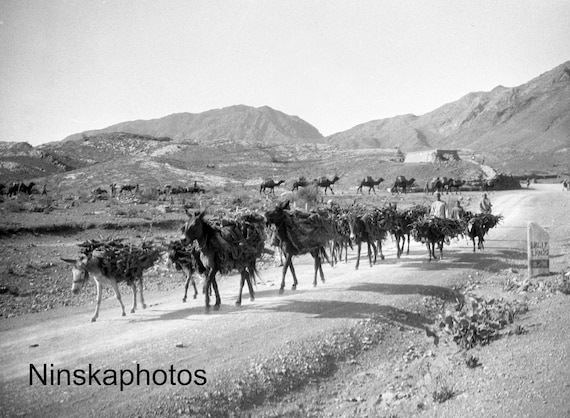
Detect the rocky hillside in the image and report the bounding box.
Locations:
[328,61,570,155]
[2,62,569,183]
[0,142,71,181]
[60,105,324,144]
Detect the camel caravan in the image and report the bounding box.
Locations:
[258,174,484,197]
[64,193,502,321]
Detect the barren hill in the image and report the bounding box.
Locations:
[2,62,569,184]
[328,61,570,155]
[61,105,324,144]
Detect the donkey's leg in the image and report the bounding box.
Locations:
[311,251,319,287]
[246,267,255,302]
[366,241,373,266]
[236,270,246,306]
[204,271,213,309]
[211,276,221,310]
[138,277,146,309]
[92,280,103,322]
[289,259,299,290]
[406,233,411,255]
[355,241,362,270]
[109,280,127,317]
[183,268,196,302]
[279,255,292,294]
[317,253,325,284]
[377,240,384,260]
[130,282,137,313]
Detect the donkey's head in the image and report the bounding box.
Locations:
[348,213,365,243]
[265,200,290,225]
[61,255,89,294]
[182,209,207,243]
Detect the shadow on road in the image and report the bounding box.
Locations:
[397,248,527,272]
[262,299,436,330]
[347,282,461,302]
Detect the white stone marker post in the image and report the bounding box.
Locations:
[527,221,549,278]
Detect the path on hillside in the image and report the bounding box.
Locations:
[0,184,567,418]
[465,158,497,179]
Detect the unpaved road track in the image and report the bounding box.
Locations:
[1,184,568,417]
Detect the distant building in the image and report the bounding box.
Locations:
[404,149,460,163]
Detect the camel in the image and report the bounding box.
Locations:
[260,179,285,194]
[315,175,340,195]
[356,176,384,194]
[446,178,466,194]
[425,177,446,194]
[292,177,310,192]
[391,176,415,194]
[120,184,139,194]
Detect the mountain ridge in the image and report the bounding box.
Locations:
[61,104,324,144]
[327,60,570,153]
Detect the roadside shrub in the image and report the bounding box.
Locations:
[432,377,456,403]
[465,355,481,368]
[4,200,26,212]
[112,206,142,218]
[139,187,158,203]
[292,185,319,208]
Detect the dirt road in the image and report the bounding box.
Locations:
[1,184,568,417]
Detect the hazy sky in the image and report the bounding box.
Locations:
[1,0,569,145]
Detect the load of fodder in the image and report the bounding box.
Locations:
[392,204,430,236]
[327,204,353,241]
[436,295,529,349]
[465,212,503,232]
[463,212,503,250]
[167,239,208,301]
[280,206,337,254]
[400,204,430,227]
[411,216,465,243]
[167,239,205,274]
[185,210,267,275]
[351,204,396,242]
[77,237,162,283]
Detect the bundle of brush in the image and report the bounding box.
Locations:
[330,206,352,239]
[466,213,503,233]
[282,206,336,253]
[167,239,204,273]
[401,205,430,227]
[78,237,162,282]
[360,206,396,242]
[411,216,465,243]
[207,211,267,271]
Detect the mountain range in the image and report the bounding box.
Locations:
[1,60,569,184]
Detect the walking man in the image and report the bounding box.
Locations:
[479,193,492,214]
[430,192,447,218]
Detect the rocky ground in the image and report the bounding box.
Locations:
[0,184,569,418]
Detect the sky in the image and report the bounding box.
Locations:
[1,0,569,146]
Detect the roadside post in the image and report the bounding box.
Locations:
[527,222,549,278]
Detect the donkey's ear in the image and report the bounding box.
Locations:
[60,258,77,265]
[196,209,206,219]
[279,200,290,210]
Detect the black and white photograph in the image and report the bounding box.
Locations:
[1,1,569,417]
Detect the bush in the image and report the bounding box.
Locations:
[432,377,456,403]
[139,187,159,203]
[292,185,319,208]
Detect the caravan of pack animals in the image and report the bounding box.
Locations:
[0,172,519,322]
